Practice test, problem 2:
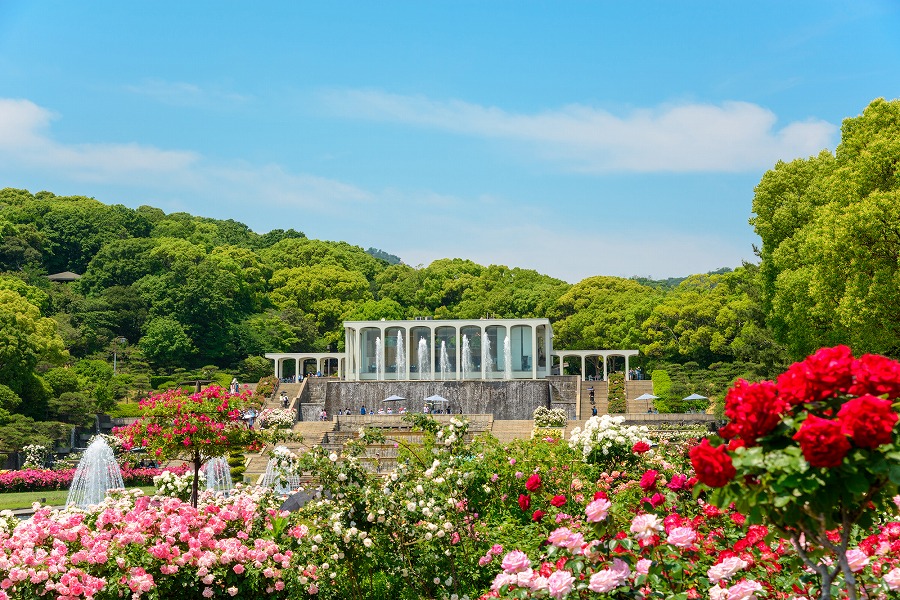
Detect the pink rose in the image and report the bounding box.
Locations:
[666,526,697,549]
[845,548,869,572]
[707,556,748,584]
[585,498,611,522]
[884,567,900,591]
[501,550,531,574]
[546,570,575,599]
[726,579,763,600]
[629,514,663,541]
[588,569,620,593]
[636,558,652,575]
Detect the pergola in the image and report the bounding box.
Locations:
[265,352,347,380]
[551,349,640,381]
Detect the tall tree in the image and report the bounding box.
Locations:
[751,98,900,358]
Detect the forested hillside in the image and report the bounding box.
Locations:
[1,98,897,456]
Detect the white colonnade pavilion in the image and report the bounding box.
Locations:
[343,318,553,381]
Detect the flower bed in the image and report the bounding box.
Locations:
[0,348,897,599]
[0,466,187,493]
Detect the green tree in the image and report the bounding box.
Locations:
[139,317,196,369]
[270,264,373,348]
[0,289,67,398]
[751,98,900,358]
[48,392,94,427]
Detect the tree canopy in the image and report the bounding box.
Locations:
[751,98,900,358]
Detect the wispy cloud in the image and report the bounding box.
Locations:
[319,89,838,173]
[378,212,750,283]
[124,78,251,108]
[0,97,370,212]
[0,98,198,182]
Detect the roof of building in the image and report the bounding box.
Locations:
[45,271,82,282]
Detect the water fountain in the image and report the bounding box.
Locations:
[67,436,125,509]
[504,335,512,380]
[262,446,301,495]
[483,335,494,379]
[440,340,451,381]
[375,336,384,381]
[417,337,430,380]
[203,456,233,494]
[396,331,406,380]
[462,335,474,379]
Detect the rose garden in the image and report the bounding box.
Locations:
[0,346,896,600]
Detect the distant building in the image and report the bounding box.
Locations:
[45,271,82,282]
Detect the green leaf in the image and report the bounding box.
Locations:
[889,465,900,485]
[845,472,870,495]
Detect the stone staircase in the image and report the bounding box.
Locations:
[579,381,608,418]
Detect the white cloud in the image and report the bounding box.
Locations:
[0,98,199,182]
[319,89,838,173]
[124,78,251,107]
[0,97,370,213]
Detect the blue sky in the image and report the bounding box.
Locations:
[1,1,898,282]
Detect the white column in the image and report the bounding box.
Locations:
[581,356,586,381]
[295,358,300,382]
[531,326,538,379]
[430,324,436,381]
[603,353,609,381]
[379,326,386,381]
[274,357,280,379]
[624,355,630,381]
[480,326,487,380]
[455,326,462,381]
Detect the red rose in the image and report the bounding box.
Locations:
[837,394,898,448]
[778,346,855,404]
[593,490,608,501]
[532,509,546,522]
[724,379,787,444]
[639,469,658,491]
[850,354,900,399]
[689,439,736,488]
[648,492,665,507]
[792,415,851,467]
[518,494,531,511]
[525,474,542,492]
[632,440,651,454]
[550,494,566,507]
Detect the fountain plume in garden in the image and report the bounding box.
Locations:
[504,335,512,380]
[262,446,301,495]
[375,336,384,380]
[462,335,473,379]
[440,340,451,380]
[417,337,430,380]
[204,456,233,493]
[483,335,494,378]
[66,436,125,509]
[396,331,405,380]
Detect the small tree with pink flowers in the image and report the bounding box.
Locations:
[690,346,900,599]
[116,385,262,507]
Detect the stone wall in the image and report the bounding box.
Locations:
[321,380,552,420]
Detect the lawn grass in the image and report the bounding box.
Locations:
[0,486,157,511]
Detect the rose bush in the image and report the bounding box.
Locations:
[690,345,900,599]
